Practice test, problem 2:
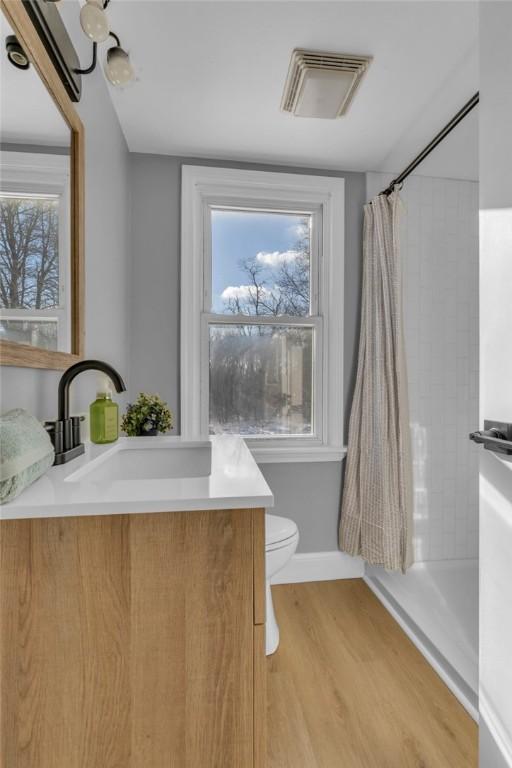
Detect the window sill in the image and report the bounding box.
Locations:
[249,445,347,464]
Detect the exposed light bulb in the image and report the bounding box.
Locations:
[105,46,134,86]
[80,0,109,44]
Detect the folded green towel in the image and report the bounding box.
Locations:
[0,409,55,504]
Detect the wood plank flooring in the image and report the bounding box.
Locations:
[267,580,477,768]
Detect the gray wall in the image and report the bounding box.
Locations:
[129,154,365,552]
[0,49,131,420]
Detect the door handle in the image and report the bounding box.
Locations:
[469,420,512,455]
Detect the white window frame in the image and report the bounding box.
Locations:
[0,151,70,352]
[181,165,345,463]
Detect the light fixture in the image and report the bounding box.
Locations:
[22,0,82,101]
[281,49,372,119]
[105,44,133,86]
[74,0,135,87]
[80,0,109,44]
[5,35,30,70]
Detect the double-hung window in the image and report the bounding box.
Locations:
[181,166,345,462]
[0,151,70,352]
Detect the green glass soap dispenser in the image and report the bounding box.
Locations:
[90,386,119,444]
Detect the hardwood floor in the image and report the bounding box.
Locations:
[267,580,477,768]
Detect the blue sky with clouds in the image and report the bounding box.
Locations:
[210,209,308,313]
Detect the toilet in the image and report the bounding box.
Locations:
[265,513,299,655]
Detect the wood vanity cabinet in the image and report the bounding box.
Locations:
[0,507,266,768]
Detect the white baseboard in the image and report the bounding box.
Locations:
[271,550,364,585]
[364,575,479,721]
[480,695,512,768]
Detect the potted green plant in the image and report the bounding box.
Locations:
[121,393,173,437]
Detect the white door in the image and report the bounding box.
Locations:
[479,3,512,766]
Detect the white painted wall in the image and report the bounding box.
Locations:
[479,3,512,765]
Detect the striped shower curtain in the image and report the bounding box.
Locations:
[339,189,413,573]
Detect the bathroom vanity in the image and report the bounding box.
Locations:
[0,437,273,768]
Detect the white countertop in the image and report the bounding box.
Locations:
[1,436,274,520]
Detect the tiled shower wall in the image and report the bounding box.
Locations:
[367,173,479,561]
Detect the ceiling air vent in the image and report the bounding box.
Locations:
[281,49,372,119]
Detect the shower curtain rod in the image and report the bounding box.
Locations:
[381,92,479,196]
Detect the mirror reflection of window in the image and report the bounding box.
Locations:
[0,155,70,351]
[0,13,71,352]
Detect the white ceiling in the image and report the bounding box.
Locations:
[0,15,71,147]
[91,1,479,179]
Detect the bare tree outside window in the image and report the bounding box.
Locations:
[209,213,314,435]
[220,217,310,317]
[0,194,59,310]
[0,194,60,349]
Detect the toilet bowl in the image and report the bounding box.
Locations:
[265,513,299,655]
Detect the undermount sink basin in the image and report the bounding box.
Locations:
[66,439,212,484]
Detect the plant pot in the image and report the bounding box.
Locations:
[138,428,158,436]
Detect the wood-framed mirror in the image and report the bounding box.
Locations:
[0,0,84,369]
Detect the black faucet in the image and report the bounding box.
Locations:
[46,359,127,465]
